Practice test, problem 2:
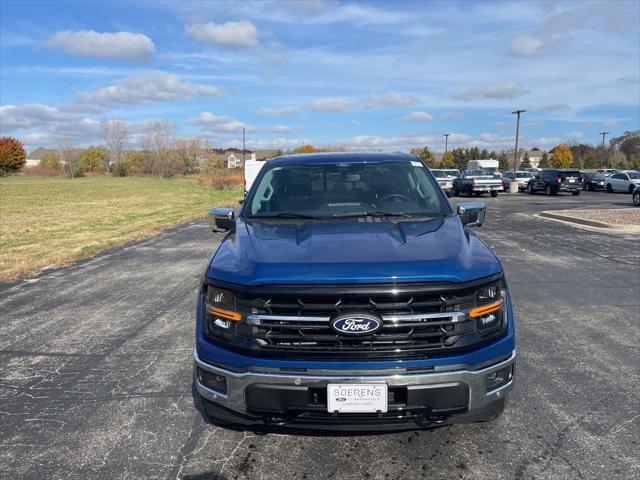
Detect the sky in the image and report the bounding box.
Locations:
[0,0,638,153]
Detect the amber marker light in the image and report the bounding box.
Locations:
[469,299,504,318]
[207,306,242,321]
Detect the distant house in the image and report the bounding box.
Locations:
[522,149,545,168]
[25,146,57,167]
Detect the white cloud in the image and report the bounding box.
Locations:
[602,120,620,129]
[361,92,416,109]
[309,98,352,112]
[185,21,258,48]
[538,103,571,113]
[566,131,584,139]
[253,106,299,117]
[308,92,418,113]
[507,34,551,57]
[402,111,434,122]
[492,121,512,130]
[265,125,294,133]
[45,30,155,62]
[523,121,545,129]
[76,71,224,106]
[440,112,462,120]
[0,104,73,133]
[337,133,434,151]
[187,112,254,133]
[453,83,530,101]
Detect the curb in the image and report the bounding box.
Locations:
[539,211,638,231]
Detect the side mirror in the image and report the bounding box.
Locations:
[457,202,486,227]
[209,207,236,232]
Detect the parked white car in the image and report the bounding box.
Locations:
[604,170,640,193]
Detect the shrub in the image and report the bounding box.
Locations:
[194,173,243,190]
[0,137,26,174]
[79,146,107,172]
[18,165,61,177]
[40,152,61,170]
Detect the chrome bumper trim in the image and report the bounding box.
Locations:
[194,349,516,414]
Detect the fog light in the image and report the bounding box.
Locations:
[486,365,513,392]
[197,368,227,394]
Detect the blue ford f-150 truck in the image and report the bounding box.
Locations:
[194,152,515,431]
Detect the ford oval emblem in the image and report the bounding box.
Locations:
[330,313,382,336]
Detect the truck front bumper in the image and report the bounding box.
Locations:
[194,348,516,431]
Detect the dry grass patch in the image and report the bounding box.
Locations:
[0,176,242,281]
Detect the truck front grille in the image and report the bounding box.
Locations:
[211,277,506,359]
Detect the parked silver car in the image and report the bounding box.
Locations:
[431,169,453,197]
[604,170,640,193]
[502,171,533,191]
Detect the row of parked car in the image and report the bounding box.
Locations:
[431,168,640,206]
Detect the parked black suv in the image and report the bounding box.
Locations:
[526,169,581,196]
[581,171,606,191]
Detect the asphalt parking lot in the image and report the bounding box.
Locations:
[1,191,638,480]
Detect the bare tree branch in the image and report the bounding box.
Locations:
[101,118,129,172]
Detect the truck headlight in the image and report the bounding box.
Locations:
[468,281,506,332]
[205,287,241,337]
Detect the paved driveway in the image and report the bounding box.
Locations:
[1,191,638,479]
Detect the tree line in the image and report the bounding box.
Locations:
[2,128,639,176]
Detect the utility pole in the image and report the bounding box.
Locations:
[444,133,450,154]
[512,110,526,175]
[242,127,246,164]
[599,131,609,168]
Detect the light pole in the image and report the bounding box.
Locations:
[599,131,609,168]
[444,133,450,154]
[512,110,526,176]
[242,127,246,164]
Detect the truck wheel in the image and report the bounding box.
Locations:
[490,191,498,197]
[453,188,459,197]
[466,188,473,197]
[572,190,580,196]
[545,185,552,196]
[634,192,640,206]
[527,183,533,194]
[629,185,635,193]
[606,184,613,193]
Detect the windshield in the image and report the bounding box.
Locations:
[515,172,532,178]
[444,170,459,177]
[245,161,449,218]
[627,172,640,179]
[431,170,448,178]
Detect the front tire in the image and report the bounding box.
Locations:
[633,192,640,207]
[490,190,498,197]
[453,187,459,197]
[527,183,533,194]
[606,183,613,193]
[546,185,553,196]
[572,191,580,196]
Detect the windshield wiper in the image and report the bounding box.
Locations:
[250,213,324,219]
[331,211,412,218]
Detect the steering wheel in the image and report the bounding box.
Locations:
[378,193,411,203]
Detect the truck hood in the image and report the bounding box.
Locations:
[207,215,501,286]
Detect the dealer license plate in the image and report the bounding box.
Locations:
[327,383,388,413]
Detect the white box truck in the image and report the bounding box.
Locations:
[244,155,267,194]
[467,159,499,173]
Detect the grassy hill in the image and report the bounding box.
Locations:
[0,176,242,281]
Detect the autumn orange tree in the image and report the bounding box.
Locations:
[551,143,573,168]
[0,137,27,174]
[294,144,317,154]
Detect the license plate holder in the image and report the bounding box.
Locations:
[327,383,388,413]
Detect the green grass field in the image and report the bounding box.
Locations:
[0,176,242,281]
